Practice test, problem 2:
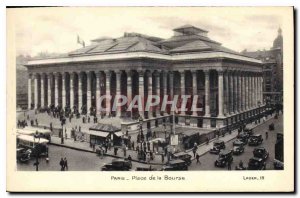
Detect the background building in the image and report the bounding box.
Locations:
[242,28,283,105]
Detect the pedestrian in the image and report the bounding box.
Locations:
[196,153,201,164]
[146,153,151,164]
[147,141,150,151]
[228,160,232,171]
[127,155,132,166]
[192,145,197,158]
[161,153,165,163]
[123,146,127,157]
[114,147,118,155]
[65,128,67,139]
[88,116,90,123]
[265,131,268,140]
[64,157,68,171]
[59,158,65,171]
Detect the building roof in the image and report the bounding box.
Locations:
[173,24,208,33]
[26,25,262,65]
[69,35,168,56]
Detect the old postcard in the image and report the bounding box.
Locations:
[6,6,294,192]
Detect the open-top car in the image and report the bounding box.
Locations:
[232,141,245,155]
[16,147,31,163]
[248,134,263,146]
[161,159,188,171]
[253,147,269,160]
[101,158,132,171]
[209,140,225,154]
[171,152,192,166]
[214,150,233,167]
[247,157,266,170]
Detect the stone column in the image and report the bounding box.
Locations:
[234,72,238,114]
[138,70,145,117]
[229,72,234,114]
[147,71,153,118]
[116,71,122,117]
[203,69,211,128]
[169,71,174,114]
[204,70,210,117]
[241,73,245,111]
[192,70,198,116]
[78,73,83,111]
[224,71,229,115]
[62,73,66,109]
[34,74,38,109]
[179,70,185,115]
[162,71,168,115]
[251,74,254,108]
[127,71,132,118]
[40,74,45,108]
[245,73,249,110]
[238,72,242,112]
[260,75,263,104]
[218,70,224,117]
[105,71,111,116]
[28,74,32,110]
[47,74,52,107]
[70,73,75,109]
[87,71,92,113]
[154,71,160,116]
[95,72,101,115]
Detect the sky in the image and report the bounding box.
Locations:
[8,7,285,57]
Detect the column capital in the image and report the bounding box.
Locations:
[137,70,144,77]
[217,69,224,75]
[203,69,210,74]
[53,72,60,78]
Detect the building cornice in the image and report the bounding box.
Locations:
[25,51,262,67]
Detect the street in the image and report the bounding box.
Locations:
[17,114,283,171]
[17,144,163,171]
[188,114,283,170]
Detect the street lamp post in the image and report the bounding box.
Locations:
[139,116,143,148]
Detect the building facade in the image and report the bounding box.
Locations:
[242,28,283,104]
[25,25,264,128]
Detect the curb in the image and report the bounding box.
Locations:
[49,142,165,166]
[49,116,276,166]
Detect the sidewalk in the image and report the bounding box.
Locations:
[49,114,276,165]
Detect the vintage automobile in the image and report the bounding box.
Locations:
[214,150,233,167]
[209,140,225,154]
[236,132,249,144]
[101,158,132,171]
[253,147,269,160]
[232,139,246,147]
[161,159,188,171]
[136,165,157,171]
[248,134,263,146]
[269,123,275,131]
[247,157,266,170]
[171,152,192,166]
[232,141,245,155]
[273,159,284,170]
[17,134,49,157]
[16,147,31,163]
[243,127,254,136]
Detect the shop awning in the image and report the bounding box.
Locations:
[86,130,110,138]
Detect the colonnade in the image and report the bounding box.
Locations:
[28,69,263,118]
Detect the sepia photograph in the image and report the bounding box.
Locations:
[6,6,294,192]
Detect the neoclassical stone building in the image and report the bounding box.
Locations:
[25,25,264,128]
